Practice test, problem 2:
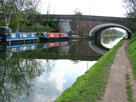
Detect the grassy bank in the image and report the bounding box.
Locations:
[127,33,136,79]
[126,73,134,102]
[55,40,123,102]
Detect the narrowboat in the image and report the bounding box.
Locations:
[39,20,72,40]
[0,21,72,43]
[0,26,37,43]
[40,32,70,40]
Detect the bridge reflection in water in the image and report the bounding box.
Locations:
[0,36,123,102]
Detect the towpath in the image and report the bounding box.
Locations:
[102,40,136,102]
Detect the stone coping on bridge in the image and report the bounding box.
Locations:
[41,14,130,22]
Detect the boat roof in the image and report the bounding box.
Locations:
[0,26,10,28]
[0,26,12,34]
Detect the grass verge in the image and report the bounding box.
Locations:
[126,73,134,102]
[55,40,123,102]
[127,33,136,79]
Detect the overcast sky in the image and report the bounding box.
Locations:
[40,0,127,17]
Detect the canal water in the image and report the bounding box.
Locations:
[0,36,124,102]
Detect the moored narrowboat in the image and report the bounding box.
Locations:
[0,20,72,43]
[40,32,70,40]
[39,20,72,40]
[0,26,37,43]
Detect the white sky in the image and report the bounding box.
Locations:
[40,0,127,17]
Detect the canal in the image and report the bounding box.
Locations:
[0,33,124,102]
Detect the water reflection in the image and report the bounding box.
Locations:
[23,60,96,102]
[100,28,126,49]
[101,37,123,49]
[0,56,42,102]
[8,40,101,60]
[0,40,99,102]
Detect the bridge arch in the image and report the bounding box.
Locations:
[89,23,132,39]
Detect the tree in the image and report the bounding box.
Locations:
[74,8,82,15]
[0,0,41,30]
[13,0,41,32]
[0,0,16,26]
[124,0,136,17]
[124,0,136,31]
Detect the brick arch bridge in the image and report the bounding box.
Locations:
[40,15,131,36]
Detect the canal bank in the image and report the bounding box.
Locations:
[126,33,136,102]
[55,40,123,102]
[127,33,136,79]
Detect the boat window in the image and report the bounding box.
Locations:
[23,33,27,37]
[11,34,16,38]
[20,34,23,37]
[31,33,35,37]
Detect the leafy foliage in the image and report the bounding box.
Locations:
[124,0,136,31]
[45,24,53,31]
[124,0,136,17]
[0,0,41,31]
[33,23,44,32]
[126,74,134,102]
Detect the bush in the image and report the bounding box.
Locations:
[45,24,53,31]
[33,23,45,32]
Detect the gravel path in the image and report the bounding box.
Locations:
[102,40,136,102]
